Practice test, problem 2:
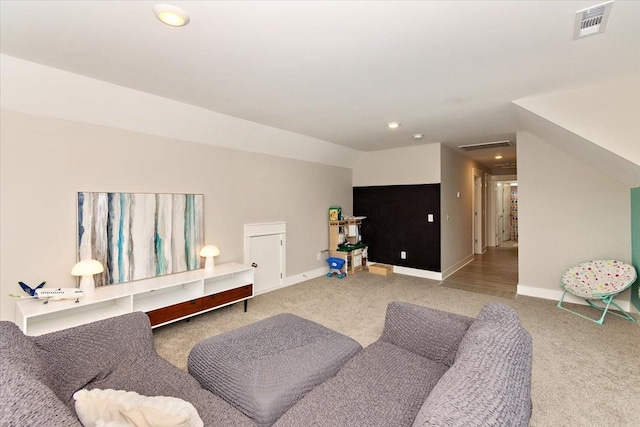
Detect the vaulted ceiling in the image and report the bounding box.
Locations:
[1,1,638,171]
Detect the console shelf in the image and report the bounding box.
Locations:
[15,262,254,335]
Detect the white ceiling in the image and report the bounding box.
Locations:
[1,1,639,171]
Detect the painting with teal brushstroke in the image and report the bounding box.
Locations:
[77,192,204,287]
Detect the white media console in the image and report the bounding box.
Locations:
[15,262,254,336]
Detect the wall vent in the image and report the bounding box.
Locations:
[458,140,512,151]
[573,1,613,40]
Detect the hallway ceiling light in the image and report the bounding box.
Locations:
[495,155,503,160]
[413,134,423,140]
[153,4,190,27]
[387,122,400,129]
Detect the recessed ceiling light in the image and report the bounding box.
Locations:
[495,155,503,160]
[153,4,190,27]
[387,122,400,129]
[413,134,423,140]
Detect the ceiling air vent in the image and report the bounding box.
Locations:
[458,140,512,151]
[495,163,517,169]
[573,1,613,40]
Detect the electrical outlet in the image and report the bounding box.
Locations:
[317,252,322,260]
[400,251,406,259]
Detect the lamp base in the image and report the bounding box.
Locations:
[79,276,95,296]
[204,257,215,272]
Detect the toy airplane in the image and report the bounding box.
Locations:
[19,281,46,296]
[10,281,84,304]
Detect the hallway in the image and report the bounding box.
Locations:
[440,244,518,298]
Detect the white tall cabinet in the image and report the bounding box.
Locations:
[15,262,253,336]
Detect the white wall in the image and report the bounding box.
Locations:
[440,145,488,277]
[0,111,352,321]
[352,144,440,187]
[517,131,632,306]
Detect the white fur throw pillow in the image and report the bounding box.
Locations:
[73,388,203,427]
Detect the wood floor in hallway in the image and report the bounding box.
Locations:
[440,243,518,299]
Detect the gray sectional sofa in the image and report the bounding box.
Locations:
[0,301,532,426]
[276,301,533,426]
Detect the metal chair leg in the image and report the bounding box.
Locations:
[557,291,637,325]
[587,297,637,322]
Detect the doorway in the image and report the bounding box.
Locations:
[489,178,518,247]
[442,175,520,298]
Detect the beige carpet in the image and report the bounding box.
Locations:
[153,272,640,426]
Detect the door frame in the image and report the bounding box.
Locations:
[472,168,484,254]
[244,222,286,293]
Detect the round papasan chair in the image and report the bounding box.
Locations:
[557,259,637,325]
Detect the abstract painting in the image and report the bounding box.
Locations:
[77,192,204,287]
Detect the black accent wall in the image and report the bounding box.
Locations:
[353,184,441,272]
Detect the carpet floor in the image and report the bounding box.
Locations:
[153,272,640,426]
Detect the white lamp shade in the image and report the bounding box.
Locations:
[71,259,103,296]
[200,245,220,257]
[200,245,220,271]
[70,259,104,276]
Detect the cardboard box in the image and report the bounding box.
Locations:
[369,263,393,276]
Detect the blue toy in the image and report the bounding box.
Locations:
[326,257,346,279]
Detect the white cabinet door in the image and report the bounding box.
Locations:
[249,233,283,295]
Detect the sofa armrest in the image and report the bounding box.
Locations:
[0,321,83,426]
[33,312,156,407]
[380,301,473,366]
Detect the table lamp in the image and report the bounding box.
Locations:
[71,259,104,295]
[200,245,220,271]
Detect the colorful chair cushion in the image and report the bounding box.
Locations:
[561,260,636,299]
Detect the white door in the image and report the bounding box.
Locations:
[244,223,286,295]
[249,234,282,295]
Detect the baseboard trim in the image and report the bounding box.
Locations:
[393,265,443,281]
[441,254,475,280]
[284,266,329,287]
[254,266,329,296]
[517,284,636,313]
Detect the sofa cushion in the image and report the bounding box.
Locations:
[85,345,254,426]
[274,341,448,427]
[25,313,253,427]
[32,312,157,409]
[0,321,81,426]
[380,301,473,367]
[412,303,533,427]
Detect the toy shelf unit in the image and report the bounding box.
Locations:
[15,262,254,336]
[328,217,368,275]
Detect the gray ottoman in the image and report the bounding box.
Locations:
[187,313,362,427]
